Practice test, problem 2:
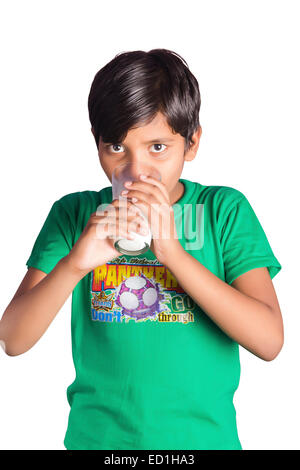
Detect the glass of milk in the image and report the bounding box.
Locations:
[112,162,161,255]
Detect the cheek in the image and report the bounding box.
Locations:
[99,157,114,181]
[164,162,184,191]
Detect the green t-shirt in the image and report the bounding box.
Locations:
[26,178,281,450]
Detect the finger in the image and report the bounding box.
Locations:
[95,214,149,231]
[95,198,132,212]
[138,175,170,202]
[95,220,135,240]
[96,219,147,239]
[95,199,137,217]
[111,197,137,208]
[95,206,144,225]
[92,201,148,227]
[123,182,166,205]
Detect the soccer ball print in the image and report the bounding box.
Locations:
[115,272,165,320]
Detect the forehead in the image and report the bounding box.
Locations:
[130,111,174,135]
[100,111,180,145]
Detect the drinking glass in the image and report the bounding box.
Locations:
[111,162,161,255]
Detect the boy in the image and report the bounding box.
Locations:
[0,49,283,450]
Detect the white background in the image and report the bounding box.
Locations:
[0,0,298,450]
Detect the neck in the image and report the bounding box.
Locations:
[169,181,184,206]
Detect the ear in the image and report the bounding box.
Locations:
[184,126,202,161]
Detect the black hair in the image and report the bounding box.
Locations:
[88,48,201,155]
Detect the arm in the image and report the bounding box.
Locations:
[0,199,143,357]
[0,257,89,357]
[165,245,284,361]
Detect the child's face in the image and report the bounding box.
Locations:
[95,111,202,205]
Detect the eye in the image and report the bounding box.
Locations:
[106,143,167,155]
[107,144,124,153]
[151,143,167,153]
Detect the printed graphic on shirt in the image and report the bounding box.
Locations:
[90,256,195,324]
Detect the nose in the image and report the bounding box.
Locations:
[126,157,152,181]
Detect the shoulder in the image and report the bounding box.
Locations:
[53,188,110,213]
[198,183,246,212]
[183,179,249,217]
[192,183,252,234]
[206,184,244,200]
[52,187,111,225]
[49,190,101,224]
[55,189,99,207]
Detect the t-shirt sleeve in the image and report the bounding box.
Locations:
[26,199,74,275]
[219,194,282,285]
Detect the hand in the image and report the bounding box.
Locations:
[121,174,183,265]
[66,199,149,274]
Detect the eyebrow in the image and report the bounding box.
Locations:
[141,138,175,144]
[104,137,176,146]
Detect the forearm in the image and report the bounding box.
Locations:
[0,256,89,356]
[165,246,281,361]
